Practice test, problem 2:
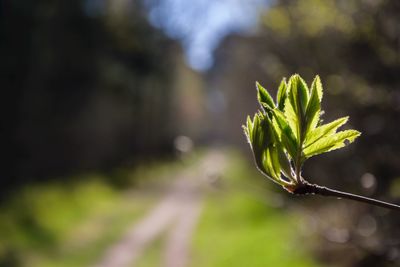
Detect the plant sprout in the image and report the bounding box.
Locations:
[243,74,400,210]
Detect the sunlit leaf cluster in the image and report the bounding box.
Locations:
[243,74,361,190]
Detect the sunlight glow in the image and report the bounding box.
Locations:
[144,0,268,71]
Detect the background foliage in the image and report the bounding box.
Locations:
[1,0,400,266]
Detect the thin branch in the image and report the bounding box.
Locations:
[293,181,400,211]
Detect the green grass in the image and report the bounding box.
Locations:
[0,149,321,267]
[0,177,156,267]
[190,151,321,267]
[26,192,155,267]
[0,153,201,267]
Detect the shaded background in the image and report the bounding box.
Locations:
[1,0,400,266]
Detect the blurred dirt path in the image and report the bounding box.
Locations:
[93,150,226,267]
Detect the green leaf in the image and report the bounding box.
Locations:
[243,74,362,189]
[252,114,268,151]
[283,94,299,141]
[304,116,349,148]
[276,78,287,111]
[271,109,298,159]
[243,115,251,142]
[249,114,266,172]
[266,147,280,180]
[305,75,323,134]
[288,75,309,116]
[256,82,275,111]
[276,144,295,181]
[244,114,273,175]
[311,75,323,101]
[285,74,310,141]
[242,112,293,186]
[304,130,361,158]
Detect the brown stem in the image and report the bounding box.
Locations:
[293,181,400,211]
